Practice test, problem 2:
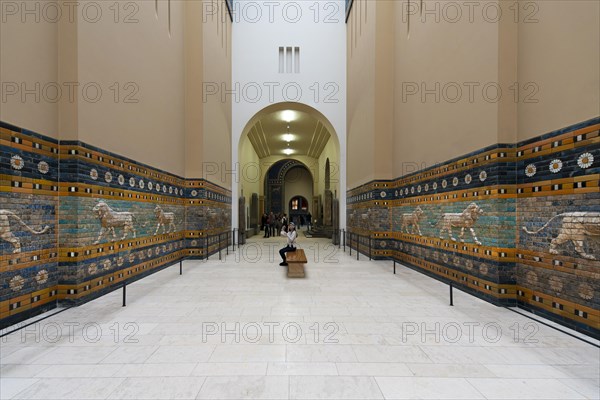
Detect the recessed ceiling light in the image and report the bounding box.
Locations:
[283,148,294,155]
[283,134,294,142]
[281,110,296,123]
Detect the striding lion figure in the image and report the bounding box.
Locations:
[0,210,50,253]
[92,201,136,244]
[401,206,424,235]
[522,212,600,260]
[434,203,484,245]
[154,205,176,235]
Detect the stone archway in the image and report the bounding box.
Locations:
[235,102,344,233]
[264,159,314,214]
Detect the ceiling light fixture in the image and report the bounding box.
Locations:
[281,110,296,123]
[283,148,294,155]
[283,123,294,143]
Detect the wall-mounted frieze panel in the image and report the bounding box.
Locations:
[347,117,599,338]
[0,120,233,329]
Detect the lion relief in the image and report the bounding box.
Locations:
[401,206,424,235]
[434,203,484,245]
[0,210,50,253]
[154,205,176,235]
[92,201,137,244]
[522,212,600,260]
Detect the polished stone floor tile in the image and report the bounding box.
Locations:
[286,344,357,362]
[482,363,572,379]
[21,346,118,365]
[196,376,289,399]
[99,345,158,364]
[352,344,432,363]
[0,364,49,378]
[209,344,286,362]
[406,363,496,378]
[192,362,268,376]
[0,378,39,399]
[0,347,55,365]
[375,376,485,399]
[145,345,215,364]
[560,379,600,399]
[267,361,338,375]
[107,377,206,399]
[117,363,197,377]
[335,362,413,377]
[289,376,383,399]
[13,377,126,399]
[34,363,123,378]
[467,378,587,399]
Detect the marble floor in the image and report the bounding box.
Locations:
[1,237,599,400]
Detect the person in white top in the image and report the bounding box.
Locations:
[279,222,297,266]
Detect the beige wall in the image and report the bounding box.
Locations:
[76,0,185,175]
[373,1,395,179]
[184,0,232,183]
[57,11,79,140]
[1,0,58,137]
[347,0,599,186]
[517,0,600,140]
[184,0,205,178]
[199,1,232,185]
[347,0,377,189]
[1,0,233,179]
[347,0,397,188]
[392,0,501,175]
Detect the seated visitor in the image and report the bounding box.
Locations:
[279,222,297,266]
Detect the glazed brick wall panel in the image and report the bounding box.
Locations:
[56,141,188,306]
[58,198,185,247]
[347,117,599,338]
[184,179,233,259]
[514,118,599,337]
[390,199,516,248]
[0,194,56,253]
[1,121,232,329]
[1,122,59,327]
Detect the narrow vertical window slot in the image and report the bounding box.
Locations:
[286,46,293,73]
[294,47,300,73]
[278,47,284,73]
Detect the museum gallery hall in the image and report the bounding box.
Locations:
[0,1,599,399]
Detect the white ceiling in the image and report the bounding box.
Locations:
[246,110,331,159]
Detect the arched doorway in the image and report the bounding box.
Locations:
[289,196,310,227]
[263,159,313,215]
[236,102,342,236]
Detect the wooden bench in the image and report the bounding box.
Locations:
[286,249,307,278]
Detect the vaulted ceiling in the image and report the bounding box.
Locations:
[246,110,331,159]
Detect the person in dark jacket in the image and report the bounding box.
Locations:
[269,212,276,237]
[282,214,288,228]
[262,213,269,238]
